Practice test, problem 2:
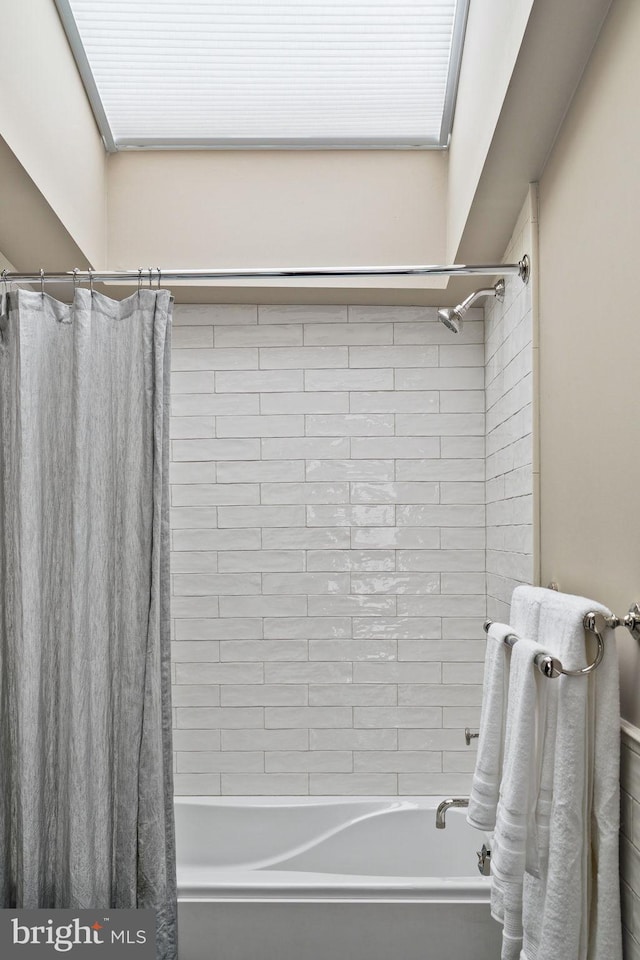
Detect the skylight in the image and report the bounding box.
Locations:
[54,1,470,151]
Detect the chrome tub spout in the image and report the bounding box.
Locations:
[435,797,469,829]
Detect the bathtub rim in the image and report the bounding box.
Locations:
[176,794,449,806]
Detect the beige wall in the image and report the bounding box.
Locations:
[0,0,106,267]
[106,150,448,298]
[538,0,640,724]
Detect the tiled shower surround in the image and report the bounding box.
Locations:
[170,303,489,796]
[484,202,535,621]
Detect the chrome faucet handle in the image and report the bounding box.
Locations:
[465,728,479,746]
[477,844,491,876]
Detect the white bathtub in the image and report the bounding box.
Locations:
[176,797,500,960]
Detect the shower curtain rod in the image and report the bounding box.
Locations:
[1,260,529,285]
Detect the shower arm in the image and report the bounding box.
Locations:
[0,259,530,286]
[455,286,501,312]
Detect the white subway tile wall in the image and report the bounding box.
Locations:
[170,303,487,795]
[484,202,535,621]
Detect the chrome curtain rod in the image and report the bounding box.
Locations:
[1,260,529,285]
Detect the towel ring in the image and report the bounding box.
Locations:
[561,613,605,676]
[483,614,606,678]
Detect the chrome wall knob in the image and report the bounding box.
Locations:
[624,603,640,638]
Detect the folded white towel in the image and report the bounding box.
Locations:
[518,589,622,960]
[491,635,547,960]
[467,622,512,832]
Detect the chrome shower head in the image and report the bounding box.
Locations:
[437,279,505,334]
[437,306,464,334]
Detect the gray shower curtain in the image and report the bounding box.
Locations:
[0,288,177,959]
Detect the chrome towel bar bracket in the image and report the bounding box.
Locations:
[483,601,640,679]
[584,604,640,640]
[548,583,640,640]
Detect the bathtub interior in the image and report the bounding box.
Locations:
[175,797,490,887]
[260,806,481,877]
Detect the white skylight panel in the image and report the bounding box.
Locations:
[54,1,469,150]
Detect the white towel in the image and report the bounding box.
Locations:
[510,586,555,878]
[467,622,512,832]
[518,590,622,960]
[510,585,546,641]
[587,611,621,960]
[491,635,547,960]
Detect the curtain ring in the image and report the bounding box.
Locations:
[148,268,153,289]
[138,269,143,293]
[88,269,94,295]
[40,269,45,297]
[72,267,79,293]
[157,267,161,290]
[2,269,8,299]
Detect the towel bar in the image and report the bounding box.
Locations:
[482,615,606,678]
